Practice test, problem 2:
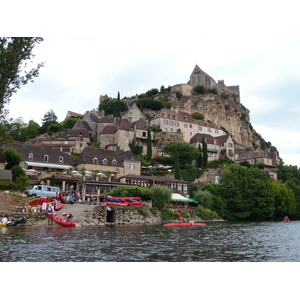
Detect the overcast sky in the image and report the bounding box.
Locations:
[3,0,300,168]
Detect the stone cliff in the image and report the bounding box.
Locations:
[168,86,255,149]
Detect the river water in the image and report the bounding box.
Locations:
[1,220,299,262]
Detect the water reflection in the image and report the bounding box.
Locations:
[0,221,299,262]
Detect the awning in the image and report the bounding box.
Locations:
[25,161,73,170]
[170,193,198,203]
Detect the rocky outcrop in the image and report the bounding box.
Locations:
[169,89,254,149]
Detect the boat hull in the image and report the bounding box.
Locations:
[53,216,76,227]
[163,223,206,227]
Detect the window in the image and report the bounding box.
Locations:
[207,128,212,132]
[142,131,147,137]
[228,143,233,147]
[111,159,117,166]
[189,124,192,128]
[184,124,188,128]
[126,131,129,136]
[198,126,203,131]
[59,156,64,164]
[28,153,33,161]
[44,155,49,162]
[102,158,108,165]
[129,164,135,169]
[164,120,168,125]
[215,130,219,134]
[93,157,98,164]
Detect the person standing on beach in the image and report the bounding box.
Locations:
[47,204,56,225]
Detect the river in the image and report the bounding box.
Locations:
[0,220,299,262]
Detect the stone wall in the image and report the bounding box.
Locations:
[74,206,162,226]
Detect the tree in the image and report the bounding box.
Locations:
[163,141,199,165]
[40,109,58,133]
[151,185,172,210]
[197,144,203,168]
[146,126,152,161]
[129,139,143,156]
[218,164,275,220]
[47,123,62,135]
[24,120,40,139]
[2,147,23,169]
[0,37,44,114]
[201,136,208,168]
[113,91,121,118]
[192,190,214,209]
[61,116,81,130]
[271,181,296,217]
[174,150,181,180]
[11,165,26,181]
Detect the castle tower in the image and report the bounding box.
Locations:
[188,65,217,88]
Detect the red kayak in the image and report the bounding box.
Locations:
[163,223,206,227]
[53,215,76,227]
[54,203,64,211]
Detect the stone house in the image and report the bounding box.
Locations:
[236,151,278,180]
[73,110,102,140]
[122,102,146,123]
[150,108,226,143]
[29,128,90,154]
[74,147,141,179]
[190,133,235,161]
[11,143,74,173]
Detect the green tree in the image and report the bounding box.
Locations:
[201,136,208,168]
[2,147,23,169]
[61,116,81,130]
[11,165,26,181]
[146,126,152,161]
[113,91,121,118]
[174,150,181,180]
[192,190,214,209]
[0,37,44,114]
[163,141,199,165]
[218,164,275,220]
[151,185,172,210]
[47,123,62,135]
[24,120,40,139]
[197,143,203,168]
[129,139,143,156]
[15,175,29,191]
[271,181,297,217]
[40,109,59,133]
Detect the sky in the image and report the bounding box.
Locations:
[2,0,300,168]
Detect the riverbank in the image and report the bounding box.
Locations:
[0,192,223,227]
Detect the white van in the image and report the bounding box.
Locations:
[25,185,60,198]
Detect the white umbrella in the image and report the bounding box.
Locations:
[85,170,93,174]
[97,172,105,176]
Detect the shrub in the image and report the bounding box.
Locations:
[161,208,179,220]
[194,206,219,220]
[194,85,205,94]
[0,180,18,190]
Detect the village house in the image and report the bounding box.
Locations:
[236,151,278,180]
[74,147,141,179]
[150,108,226,143]
[190,133,235,161]
[29,128,90,154]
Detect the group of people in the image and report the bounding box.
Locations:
[177,206,194,224]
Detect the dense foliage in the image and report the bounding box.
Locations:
[0,37,44,114]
